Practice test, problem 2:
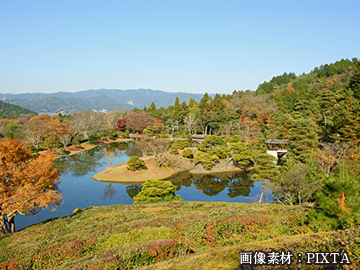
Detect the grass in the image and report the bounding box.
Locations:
[1,202,359,269]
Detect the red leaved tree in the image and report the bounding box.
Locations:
[0,139,62,234]
[125,112,154,132]
[115,119,127,131]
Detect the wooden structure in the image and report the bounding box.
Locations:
[265,138,288,150]
[265,138,288,164]
[192,134,207,142]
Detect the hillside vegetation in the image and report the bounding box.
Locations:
[1,202,359,269]
[0,100,37,119]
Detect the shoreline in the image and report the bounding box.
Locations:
[56,138,133,159]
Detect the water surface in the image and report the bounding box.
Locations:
[15,142,268,231]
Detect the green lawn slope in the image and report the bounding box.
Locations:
[1,202,359,269]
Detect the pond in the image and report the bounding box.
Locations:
[15,142,270,231]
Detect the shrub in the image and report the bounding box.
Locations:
[72,140,81,149]
[170,148,179,155]
[194,151,217,170]
[88,135,97,144]
[211,146,229,159]
[133,179,182,204]
[42,136,62,150]
[182,148,193,158]
[127,156,147,171]
[171,139,187,150]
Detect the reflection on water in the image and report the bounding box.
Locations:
[103,183,117,200]
[16,142,267,231]
[125,171,255,200]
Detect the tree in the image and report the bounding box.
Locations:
[288,118,319,163]
[70,111,104,139]
[197,135,227,152]
[0,139,62,234]
[149,138,170,167]
[133,179,182,204]
[125,112,154,132]
[230,142,255,167]
[134,135,152,156]
[309,160,360,229]
[172,97,181,120]
[194,151,219,170]
[267,162,317,205]
[115,119,127,131]
[126,156,147,171]
[22,116,48,148]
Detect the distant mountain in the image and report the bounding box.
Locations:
[0,89,212,114]
[0,100,37,119]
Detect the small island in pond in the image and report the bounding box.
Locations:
[92,136,260,183]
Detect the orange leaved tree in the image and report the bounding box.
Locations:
[0,139,62,234]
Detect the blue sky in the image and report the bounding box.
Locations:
[1,0,359,95]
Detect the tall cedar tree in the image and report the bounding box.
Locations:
[172,97,181,120]
[288,118,318,163]
[0,139,62,234]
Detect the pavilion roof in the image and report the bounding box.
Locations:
[265,138,289,144]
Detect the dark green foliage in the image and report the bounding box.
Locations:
[133,179,182,204]
[288,118,318,162]
[0,100,37,119]
[197,135,227,152]
[3,123,21,139]
[230,142,255,166]
[126,156,147,171]
[308,160,360,229]
[349,59,360,99]
[251,153,279,182]
[182,148,193,158]
[88,134,97,144]
[42,136,62,150]
[172,96,181,120]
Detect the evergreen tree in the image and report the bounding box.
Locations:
[172,96,181,120]
[199,92,210,112]
[348,59,360,100]
[309,160,360,229]
[288,118,318,163]
[149,102,156,112]
[251,153,279,182]
[212,94,225,113]
[179,101,189,121]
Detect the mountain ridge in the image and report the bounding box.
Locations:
[0,89,216,114]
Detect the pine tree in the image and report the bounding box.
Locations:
[311,160,360,229]
[288,118,318,163]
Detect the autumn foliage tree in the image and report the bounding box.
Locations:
[125,112,154,132]
[0,139,62,234]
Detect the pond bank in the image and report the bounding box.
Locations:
[56,138,133,159]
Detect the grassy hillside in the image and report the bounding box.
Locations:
[1,201,359,269]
